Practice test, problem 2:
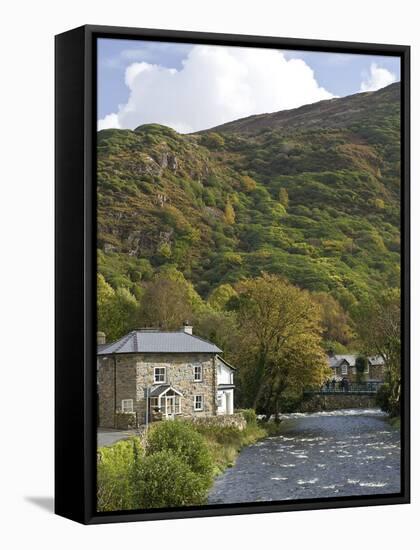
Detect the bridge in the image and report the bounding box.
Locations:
[304,382,383,396]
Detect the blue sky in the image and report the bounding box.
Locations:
[98,38,400,133]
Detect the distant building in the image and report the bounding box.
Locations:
[97,324,235,428]
[327,354,386,383]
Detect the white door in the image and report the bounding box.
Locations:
[225,391,234,414]
[217,391,226,414]
[166,396,175,420]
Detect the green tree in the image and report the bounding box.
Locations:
[235,274,330,418]
[240,174,257,192]
[192,309,239,359]
[97,273,115,335]
[355,355,368,383]
[353,289,401,415]
[140,276,192,329]
[312,292,354,346]
[201,132,225,149]
[278,187,289,209]
[97,274,139,341]
[224,200,236,225]
[208,283,238,311]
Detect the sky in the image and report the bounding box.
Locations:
[98,38,400,134]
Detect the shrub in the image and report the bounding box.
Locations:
[237,408,257,426]
[134,450,209,508]
[97,438,143,512]
[376,383,393,414]
[147,421,213,480]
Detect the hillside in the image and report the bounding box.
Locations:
[97,83,400,309]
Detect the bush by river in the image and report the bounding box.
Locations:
[97,410,271,512]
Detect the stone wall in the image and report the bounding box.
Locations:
[331,364,385,383]
[114,412,137,430]
[97,352,218,428]
[97,356,115,428]
[301,393,378,412]
[135,353,217,423]
[189,412,247,431]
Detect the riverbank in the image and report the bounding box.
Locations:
[388,416,401,429]
[97,411,281,511]
[208,408,401,504]
[193,411,282,475]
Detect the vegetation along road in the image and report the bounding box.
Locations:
[208,409,400,504]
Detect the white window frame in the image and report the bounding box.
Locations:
[174,395,182,414]
[341,364,348,375]
[194,395,203,411]
[121,399,134,413]
[154,366,166,383]
[194,365,203,381]
[364,363,370,374]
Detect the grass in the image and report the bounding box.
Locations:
[388,416,401,429]
[191,419,282,475]
[97,414,284,511]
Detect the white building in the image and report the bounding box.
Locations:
[216,356,236,415]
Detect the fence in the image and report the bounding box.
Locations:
[305,381,383,395]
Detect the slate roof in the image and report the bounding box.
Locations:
[216,355,237,371]
[149,385,183,397]
[328,354,385,368]
[97,329,222,355]
[328,355,357,367]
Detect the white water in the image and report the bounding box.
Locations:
[209,408,400,504]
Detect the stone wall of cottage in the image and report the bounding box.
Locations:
[97,356,115,428]
[136,353,217,423]
[97,353,217,428]
[331,364,385,382]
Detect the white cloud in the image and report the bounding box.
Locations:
[98,45,333,133]
[97,113,120,131]
[360,63,396,92]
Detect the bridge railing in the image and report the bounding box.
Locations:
[305,381,384,395]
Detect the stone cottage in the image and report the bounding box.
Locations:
[327,354,386,383]
[97,325,235,428]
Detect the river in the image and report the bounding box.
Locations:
[208,409,400,504]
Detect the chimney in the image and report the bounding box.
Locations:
[97,331,106,345]
[182,322,193,335]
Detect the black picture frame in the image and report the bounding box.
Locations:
[55,24,410,525]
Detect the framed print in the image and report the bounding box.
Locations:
[55,25,410,525]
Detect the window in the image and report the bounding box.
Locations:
[121,399,133,413]
[154,367,166,383]
[194,395,203,411]
[341,364,348,375]
[364,363,370,374]
[174,395,181,413]
[194,365,202,381]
